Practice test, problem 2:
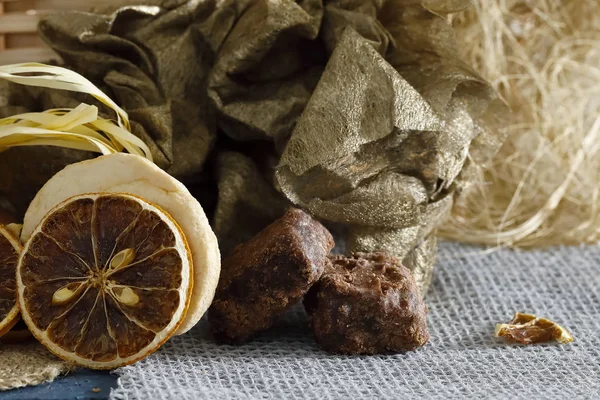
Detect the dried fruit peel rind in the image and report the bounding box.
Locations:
[495,312,573,345]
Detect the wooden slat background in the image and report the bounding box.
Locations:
[0,0,126,65]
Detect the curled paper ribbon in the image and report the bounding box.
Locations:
[0,63,153,161]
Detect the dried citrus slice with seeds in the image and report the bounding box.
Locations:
[22,153,220,335]
[17,193,192,369]
[0,225,21,337]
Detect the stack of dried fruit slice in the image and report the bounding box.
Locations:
[21,153,220,336]
[0,65,221,368]
[1,153,221,369]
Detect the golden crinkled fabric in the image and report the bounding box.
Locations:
[0,0,503,298]
[214,152,290,258]
[402,235,438,295]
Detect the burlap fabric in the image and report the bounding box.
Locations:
[0,343,72,391]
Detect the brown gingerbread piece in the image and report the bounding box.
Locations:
[304,252,429,354]
[209,208,334,343]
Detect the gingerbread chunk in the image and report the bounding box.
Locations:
[304,252,429,354]
[209,208,334,343]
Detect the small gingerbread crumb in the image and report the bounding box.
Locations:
[92,388,101,393]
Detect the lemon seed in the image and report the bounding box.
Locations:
[110,248,136,270]
[116,287,139,306]
[52,287,76,305]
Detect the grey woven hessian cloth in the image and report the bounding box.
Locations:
[110,242,600,399]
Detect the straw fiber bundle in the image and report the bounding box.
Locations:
[445,0,600,248]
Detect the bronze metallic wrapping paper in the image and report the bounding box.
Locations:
[0,0,504,294]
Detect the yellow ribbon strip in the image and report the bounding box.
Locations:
[0,63,153,161]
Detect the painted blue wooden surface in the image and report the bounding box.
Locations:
[0,370,117,400]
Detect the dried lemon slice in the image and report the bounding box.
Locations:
[17,193,192,369]
[0,225,21,337]
[21,153,220,335]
